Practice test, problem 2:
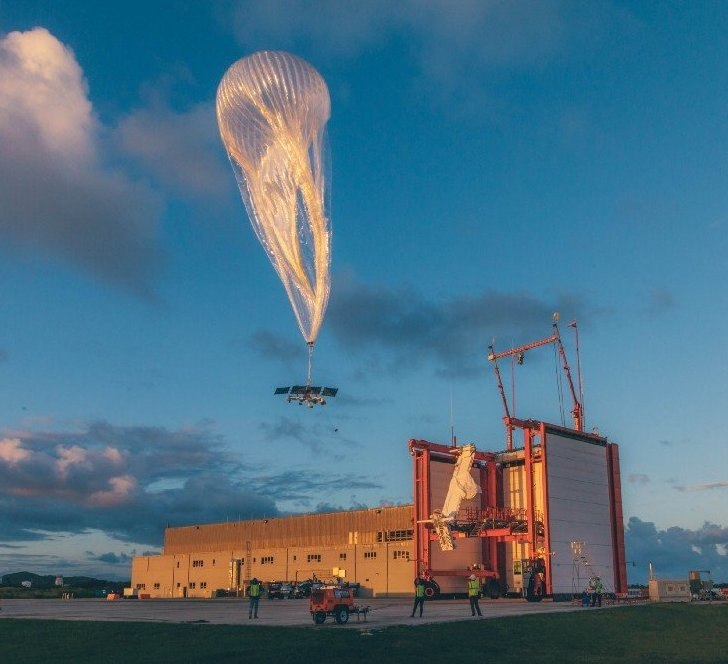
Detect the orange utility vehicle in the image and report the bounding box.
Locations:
[309,586,368,625]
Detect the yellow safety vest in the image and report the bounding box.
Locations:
[415,582,425,598]
[468,579,480,597]
[250,582,261,597]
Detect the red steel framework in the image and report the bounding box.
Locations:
[488,315,584,450]
[409,437,548,596]
[410,316,626,598]
[410,421,628,597]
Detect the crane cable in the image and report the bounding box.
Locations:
[553,342,566,427]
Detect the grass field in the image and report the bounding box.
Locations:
[1,603,727,663]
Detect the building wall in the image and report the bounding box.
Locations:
[649,579,690,602]
[131,506,416,598]
[164,506,413,554]
[545,430,616,594]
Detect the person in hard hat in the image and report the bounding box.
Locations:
[248,578,262,619]
[467,574,482,616]
[590,576,604,607]
[410,576,426,618]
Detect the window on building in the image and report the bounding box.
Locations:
[261,556,274,565]
[364,551,377,560]
[136,583,146,590]
[339,553,347,561]
[212,559,216,565]
[376,529,414,542]
[153,583,160,590]
[393,550,410,561]
[293,555,296,561]
[189,582,196,589]
[307,553,321,563]
[192,560,204,568]
[177,583,181,588]
[200,582,207,589]
[176,562,180,568]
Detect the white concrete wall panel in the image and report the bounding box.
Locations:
[546,432,615,594]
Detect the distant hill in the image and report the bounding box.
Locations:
[1,571,129,588]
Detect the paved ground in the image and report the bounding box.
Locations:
[0,597,616,628]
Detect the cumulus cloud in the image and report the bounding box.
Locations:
[0,28,162,296]
[0,422,272,545]
[327,279,585,377]
[625,517,728,583]
[0,438,32,466]
[114,101,229,198]
[0,420,380,546]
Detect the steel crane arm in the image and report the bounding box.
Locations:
[487,333,558,361]
[487,320,585,433]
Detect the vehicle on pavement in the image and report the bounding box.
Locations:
[267,582,294,599]
[309,586,368,625]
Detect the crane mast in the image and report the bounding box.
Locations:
[488,314,584,450]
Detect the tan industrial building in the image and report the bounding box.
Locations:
[131,505,416,598]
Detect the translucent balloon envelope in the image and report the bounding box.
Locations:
[216,51,331,346]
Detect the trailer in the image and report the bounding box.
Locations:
[309,586,369,624]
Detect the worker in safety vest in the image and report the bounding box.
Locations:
[410,576,426,617]
[590,576,604,607]
[248,578,262,619]
[467,574,482,616]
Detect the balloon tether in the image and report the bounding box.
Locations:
[307,342,314,386]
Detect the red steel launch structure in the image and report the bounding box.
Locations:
[410,317,627,599]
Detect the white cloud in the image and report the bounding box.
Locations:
[0,438,31,466]
[88,475,137,507]
[114,101,229,198]
[0,27,162,295]
[0,27,94,164]
[55,445,91,478]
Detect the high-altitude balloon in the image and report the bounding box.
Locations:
[216,51,331,346]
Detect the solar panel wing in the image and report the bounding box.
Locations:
[290,386,307,395]
[274,387,290,395]
[308,386,322,395]
[322,387,338,397]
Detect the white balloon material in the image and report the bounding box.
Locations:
[217,51,332,345]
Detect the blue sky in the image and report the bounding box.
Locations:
[0,1,726,583]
